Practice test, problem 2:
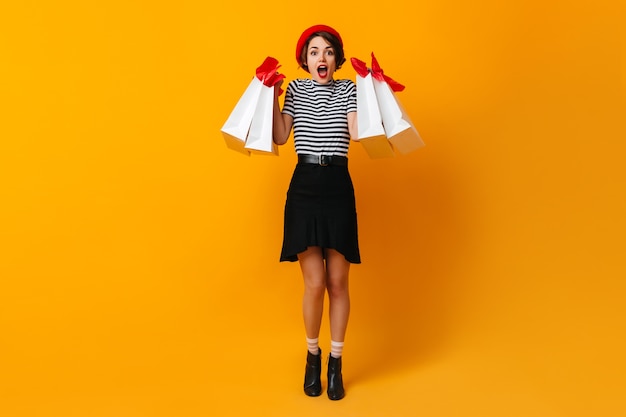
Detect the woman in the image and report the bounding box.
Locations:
[272,24,359,401]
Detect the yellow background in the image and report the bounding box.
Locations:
[1,1,625,416]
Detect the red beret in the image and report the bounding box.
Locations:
[295,24,343,70]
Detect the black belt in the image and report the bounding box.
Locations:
[298,154,348,166]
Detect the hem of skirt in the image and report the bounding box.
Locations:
[280,246,361,264]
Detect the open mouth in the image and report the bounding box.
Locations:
[317,65,328,78]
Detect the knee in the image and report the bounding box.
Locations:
[326,277,349,299]
[304,278,326,298]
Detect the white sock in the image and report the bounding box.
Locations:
[330,340,344,358]
[306,337,319,355]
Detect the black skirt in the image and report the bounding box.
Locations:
[280,161,361,263]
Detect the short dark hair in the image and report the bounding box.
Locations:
[299,31,346,71]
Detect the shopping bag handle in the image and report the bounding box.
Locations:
[350,53,405,92]
[370,53,405,92]
[256,56,286,95]
[350,57,370,78]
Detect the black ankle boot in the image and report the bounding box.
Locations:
[327,355,345,400]
[304,349,322,397]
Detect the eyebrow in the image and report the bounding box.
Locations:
[308,46,333,51]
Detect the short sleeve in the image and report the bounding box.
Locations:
[282,80,297,117]
[346,80,357,113]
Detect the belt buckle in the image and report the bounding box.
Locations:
[319,155,329,166]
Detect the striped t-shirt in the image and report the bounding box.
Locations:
[282,78,357,157]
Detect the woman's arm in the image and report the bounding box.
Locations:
[273,80,293,145]
[347,111,358,141]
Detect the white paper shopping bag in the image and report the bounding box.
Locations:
[245,83,278,155]
[221,56,285,155]
[221,77,264,155]
[351,57,394,159]
[370,54,425,154]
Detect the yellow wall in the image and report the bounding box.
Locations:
[1,1,624,416]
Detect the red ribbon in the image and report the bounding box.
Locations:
[350,57,370,78]
[256,56,286,94]
[370,52,405,92]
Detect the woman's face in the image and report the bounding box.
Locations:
[306,36,336,84]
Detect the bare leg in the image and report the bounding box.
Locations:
[325,248,351,344]
[298,246,327,340]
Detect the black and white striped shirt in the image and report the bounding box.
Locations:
[282,78,357,157]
